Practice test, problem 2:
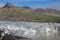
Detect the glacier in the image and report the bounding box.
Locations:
[0,21,60,38]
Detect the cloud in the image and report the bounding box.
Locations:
[36,2,60,10]
[49,2,60,10]
[32,1,60,10]
[0,3,5,8]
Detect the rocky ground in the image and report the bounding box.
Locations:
[0,30,31,40]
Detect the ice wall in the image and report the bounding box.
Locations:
[0,21,60,38]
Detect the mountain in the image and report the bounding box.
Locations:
[0,3,60,22]
[3,3,14,8]
[33,8,60,15]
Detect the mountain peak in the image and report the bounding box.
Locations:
[3,3,14,8]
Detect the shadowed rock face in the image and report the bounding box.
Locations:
[2,35,31,40]
[3,3,14,8]
[0,30,4,37]
[2,34,15,40]
[0,30,31,40]
[15,36,31,40]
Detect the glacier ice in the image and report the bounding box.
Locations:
[0,21,60,38]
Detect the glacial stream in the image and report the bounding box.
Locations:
[0,21,60,40]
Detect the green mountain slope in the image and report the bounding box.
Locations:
[0,3,60,22]
[33,8,60,16]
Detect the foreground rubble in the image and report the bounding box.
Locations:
[0,30,31,40]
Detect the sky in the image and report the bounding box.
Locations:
[0,0,60,10]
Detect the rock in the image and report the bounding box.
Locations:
[3,3,14,8]
[0,30,4,37]
[2,35,31,40]
[2,34,15,40]
[0,30,31,40]
[15,36,31,40]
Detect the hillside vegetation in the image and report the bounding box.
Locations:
[0,3,60,22]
